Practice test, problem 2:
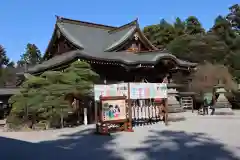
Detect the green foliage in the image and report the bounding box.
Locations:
[143,16,205,50]
[7,61,99,130]
[0,44,16,87]
[8,76,49,120]
[167,33,230,64]
[143,4,240,81]
[173,17,186,36]
[143,19,176,49]
[210,15,236,47]
[17,43,42,67]
[185,16,205,35]
[0,45,9,67]
[6,114,25,131]
[227,4,240,34]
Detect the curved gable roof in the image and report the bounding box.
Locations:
[44,16,158,58]
[104,26,137,51]
[38,16,197,75]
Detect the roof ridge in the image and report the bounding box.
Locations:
[108,18,139,34]
[56,15,117,30]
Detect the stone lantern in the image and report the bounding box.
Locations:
[214,87,233,115]
[215,87,231,108]
[167,84,183,113]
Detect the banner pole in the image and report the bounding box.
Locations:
[164,98,169,126]
[127,83,134,132]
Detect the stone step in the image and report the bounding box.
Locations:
[168,105,184,113]
[214,107,234,115]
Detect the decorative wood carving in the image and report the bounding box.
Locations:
[127,42,139,52]
[119,38,148,52]
[47,35,75,59]
[116,32,151,52]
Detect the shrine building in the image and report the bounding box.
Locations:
[18,16,197,83]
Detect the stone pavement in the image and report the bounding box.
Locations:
[0,113,240,160]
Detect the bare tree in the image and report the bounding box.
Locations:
[189,62,237,94]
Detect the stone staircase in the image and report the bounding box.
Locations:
[168,104,184,113]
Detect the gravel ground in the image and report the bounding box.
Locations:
[1,112,240,160]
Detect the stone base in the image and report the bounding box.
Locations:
[168,114,186,122]
[168,105,185,113]
[214,107,234,115]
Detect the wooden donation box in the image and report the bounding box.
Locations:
[95,96,133,135]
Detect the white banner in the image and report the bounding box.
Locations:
[94,85,107,101]
[152,83,167,99]
[116,83,128,98]
[94,83,128,100]
[94,83,167,100]
[129,83,151,99]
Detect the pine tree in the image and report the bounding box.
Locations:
[0,45,9,67]
[8,61,99,129]
[17,43,42,67]
[210,15,236,47]
[185,16,205,35]
[174,17,186,36]
[227,4,240,34]
[0,45,16,87]
[167,33,229,64]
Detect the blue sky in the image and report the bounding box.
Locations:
[0,0,239,62]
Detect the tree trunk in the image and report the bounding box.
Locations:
[60,108,63,128]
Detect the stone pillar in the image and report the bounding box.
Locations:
[84,107,88,125]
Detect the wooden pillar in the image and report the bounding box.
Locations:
[192,95,194,113]
[94,101,98,123]
[164,98,168,126]
[127,83,134,131]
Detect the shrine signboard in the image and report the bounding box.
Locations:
[101,98,127,121]
[94,83,168,100]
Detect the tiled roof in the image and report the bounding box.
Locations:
[26,50,197,74]
[55,17,157,53]
[35,16,197,74]
[0,88,19,95]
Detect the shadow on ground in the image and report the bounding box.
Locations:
[0,128,240,160]
[0,128,123,160]
[129,130,240,160]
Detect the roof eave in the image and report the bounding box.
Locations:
[0,88,20,96]
[42,16,86,60]
[42,24,58,60]
[27,51,79,74]
[24,50,197,74]
[56,22,85,49]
